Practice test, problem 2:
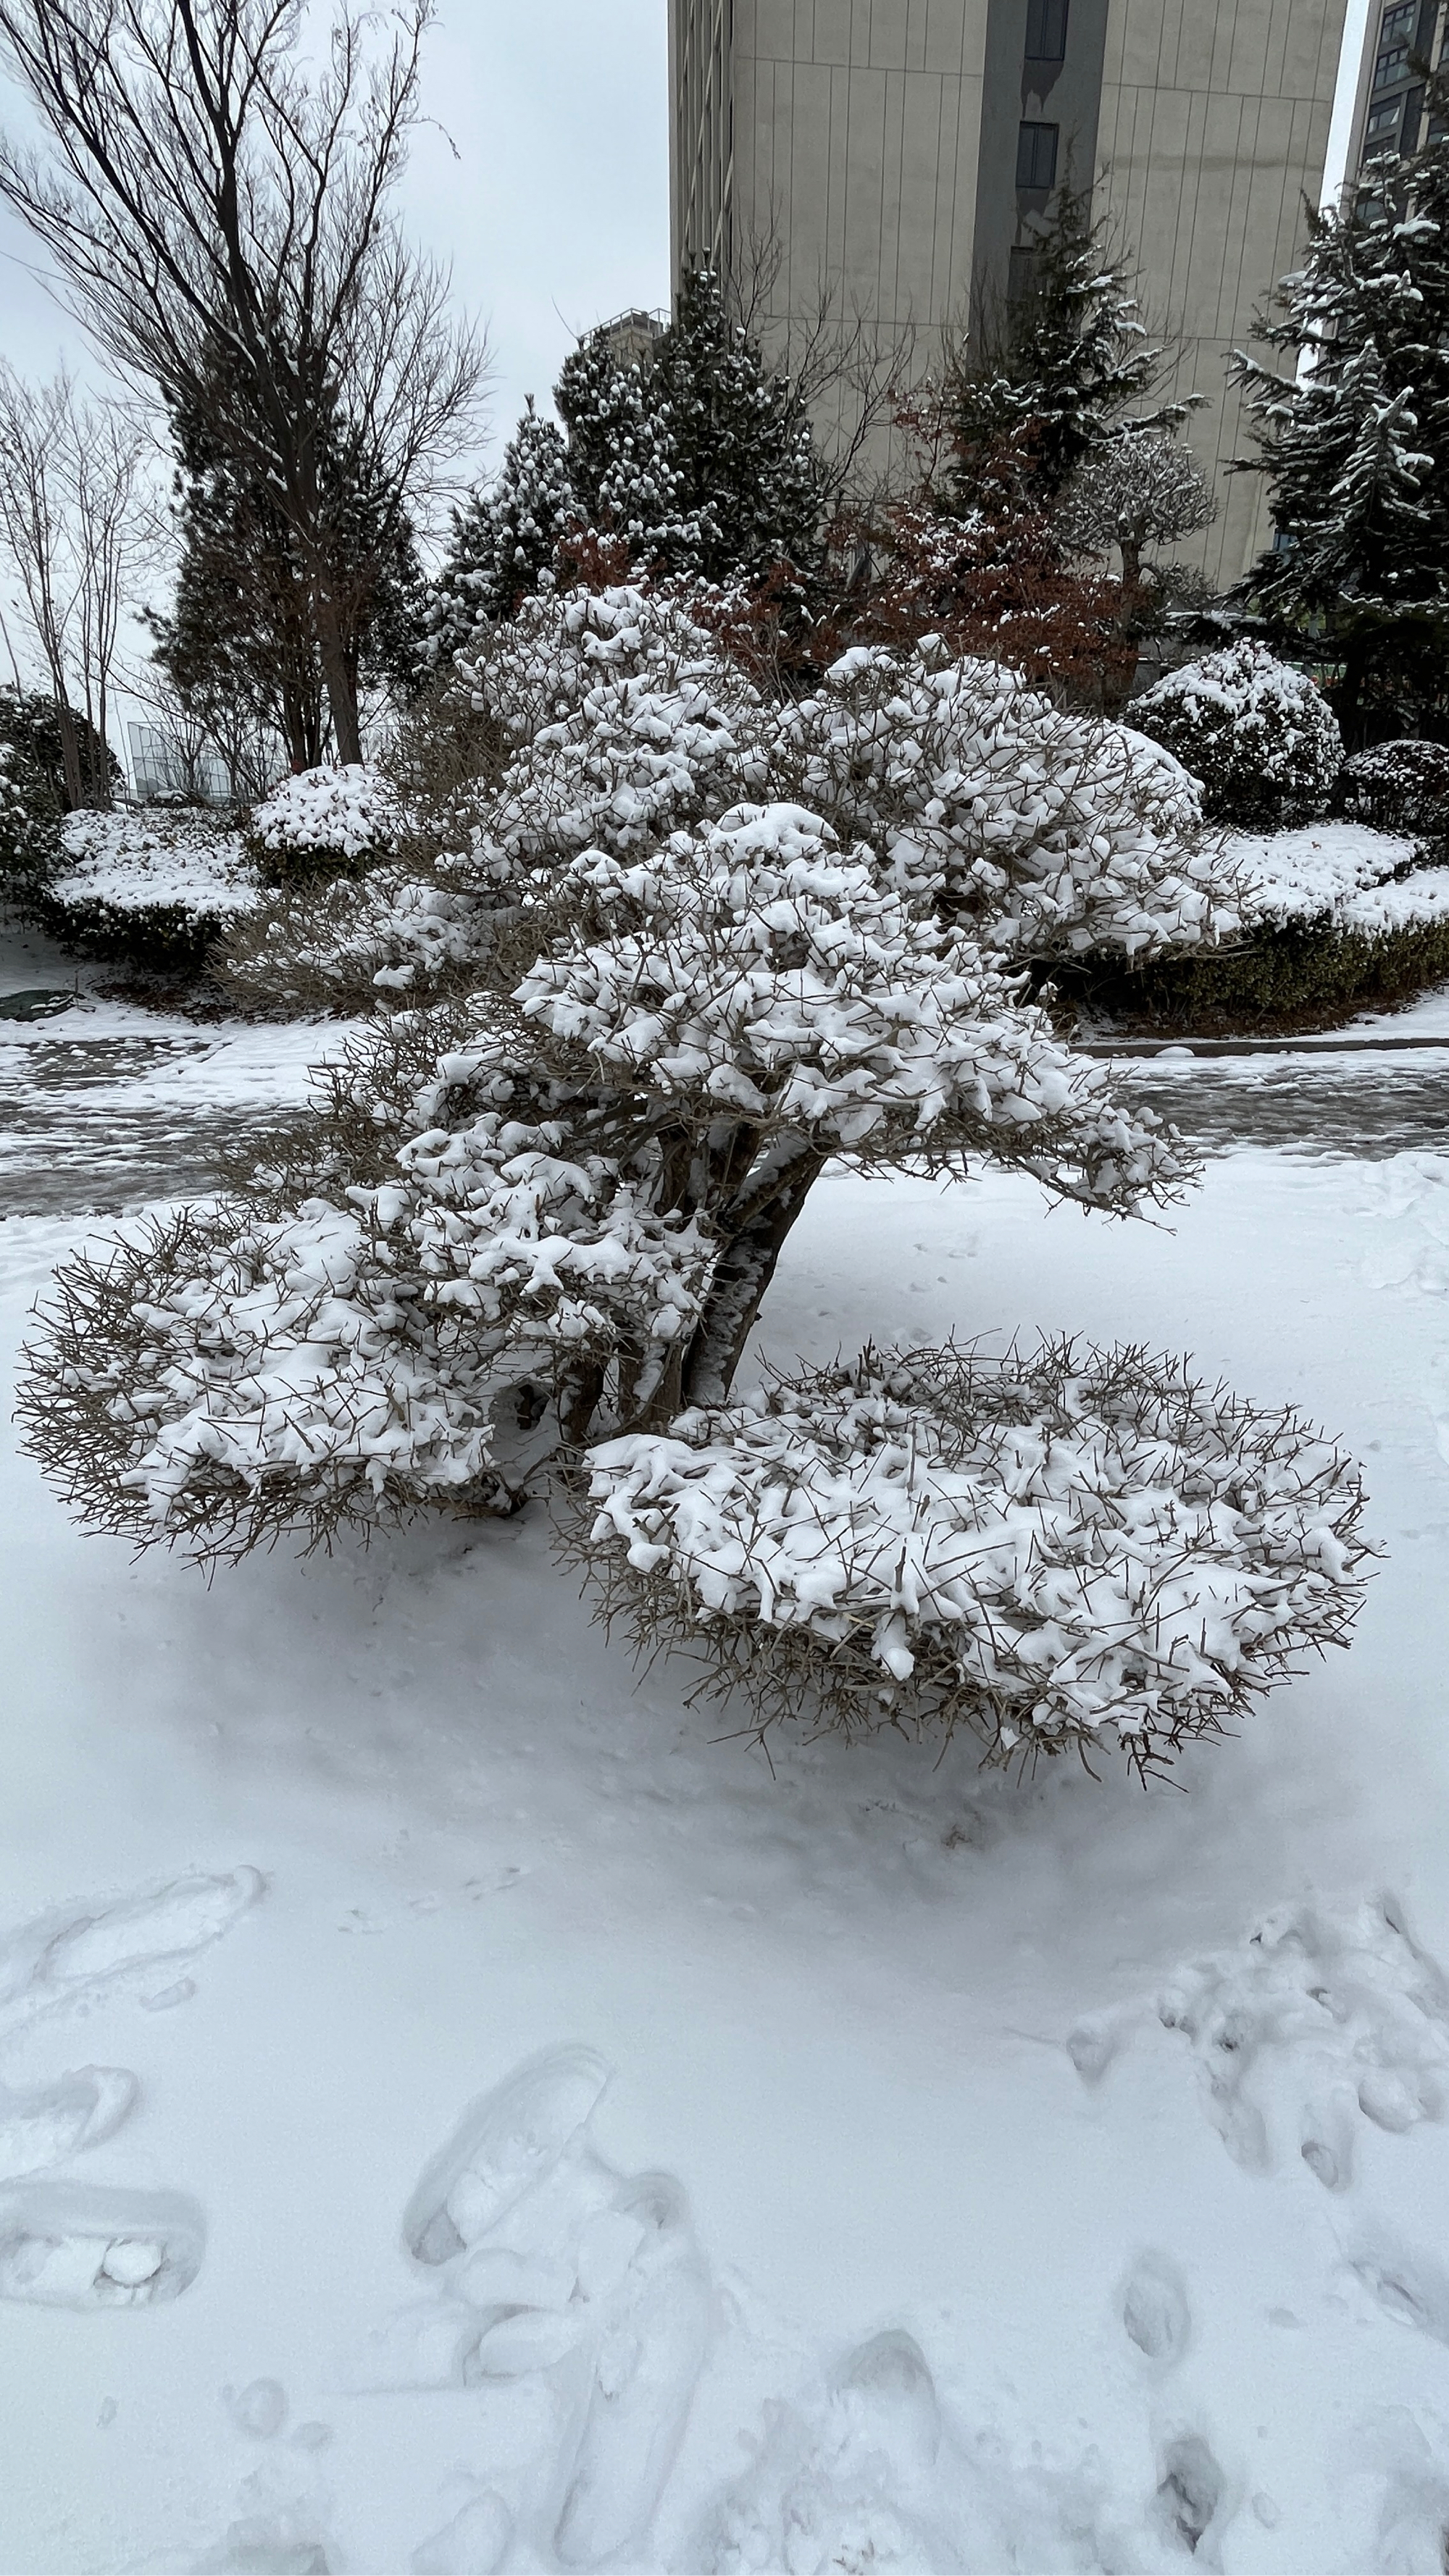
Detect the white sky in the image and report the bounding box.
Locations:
[0,0,672,478]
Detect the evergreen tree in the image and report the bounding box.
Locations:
[949,190,1197,508]
[1232,81,1449,733]
[649,269,824,582]
[425,399,577,664]
[554,331,703,574]
[153,352,424,769]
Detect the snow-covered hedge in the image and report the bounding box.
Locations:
[571,1342,1371,1773]
[1134,642,1342,829]
[248,764,401,882]
[1235,822,1449,935]
[1337,739,1449,841]
[38,807,259,974]
[1074,822,1449,1030]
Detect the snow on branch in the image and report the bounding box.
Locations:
[570,1340,1372,1773]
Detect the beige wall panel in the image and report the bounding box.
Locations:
[869,0,913,70]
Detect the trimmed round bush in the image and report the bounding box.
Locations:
[570,1339,1370,1778]
[1133,640,1342,828]
[1337,739,1449,840]
[248,763,401,885]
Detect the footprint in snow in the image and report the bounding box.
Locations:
[369,2042,711,2569]
[1121,2251,1191,2368]
[0,2179,205,2309]
[0,2064,136,2182]
[0,1864,264,2036]
[0,1865,262,2313]
[1152,2433,1230,2565]
[1348,2230,1449,2346]
[1070,1892,1449,2185]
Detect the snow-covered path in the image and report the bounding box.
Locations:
[6,984,1449,2569]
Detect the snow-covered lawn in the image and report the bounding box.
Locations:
[5,1000,1449,2569]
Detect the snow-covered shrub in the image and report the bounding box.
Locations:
[1337,740,1449,841]
[217,862,495,1016]
[23,802,1199,1562]
[220,594,1243,1019]
[1133,642,1342,828]
[38,807,258,974]
[248,763,401,883]
[1075,822,1449,1030]
[570,1341,1369,1774]
[771,644,1237,961]
[20,593,1371,1777]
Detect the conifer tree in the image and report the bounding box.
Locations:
[1232,76,1449,732]
[425,398,577,664]
[949,189,1196,509]
[649,269,823,582]
[554,331,704,577]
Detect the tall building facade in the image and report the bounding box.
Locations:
[668,0,1353,586]
[1343,0,1445,179]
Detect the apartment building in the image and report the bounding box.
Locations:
[668,0,1355,585]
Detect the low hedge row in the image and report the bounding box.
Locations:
[1048,912,1449,1034]
[33,889,235,980]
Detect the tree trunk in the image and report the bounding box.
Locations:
[51,692,83,808]
[314,586,364,765]
[680,1147,826,1409]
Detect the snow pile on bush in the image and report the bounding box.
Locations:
[1233,823,1449,936]
[573,1341,1371,1772]
[40,807,258,971]
[464,585,771,869]
[25,1197,501,1556]
[249,764,401,877]
[1337,740,1449,840]
[1134,642,1342,828]
[219,863,493,1016]
[517,806,1176,1204]
[774,644,1236,961]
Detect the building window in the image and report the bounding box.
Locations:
[1025,0,1069,60]
[1009,245,1041,301]
[1380,1,1415,36]
[1016,121,1059,189]
[1374,43,1409,83]
[1366,96,1403,134]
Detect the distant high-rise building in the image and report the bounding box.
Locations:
[668,1,1356,586]
[1344,0,1445,179]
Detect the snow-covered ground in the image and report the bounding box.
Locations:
[7,965,1449,2572]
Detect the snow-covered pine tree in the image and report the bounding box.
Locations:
[423,398,577,666]
[949,189,1198,508]
[649,269,824,582]
[554,331,704,577]
[1232,80,1449,734]
[19,587,1371,1780]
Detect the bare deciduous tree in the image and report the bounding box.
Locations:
[0,365,147,806]
[0,0,488,764]
[1057,430,1217,591]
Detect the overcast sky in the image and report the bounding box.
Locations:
[0,0,672,477]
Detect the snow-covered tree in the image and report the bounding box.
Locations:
[649,269,823,583]
[554,333,703,579]
[1232,75,1449,732]
[948,191,1200,509]
[1057,431,1217,590]
[31,587,1371,1778]
[1134,641,1342,829]
[423,400,577,665]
